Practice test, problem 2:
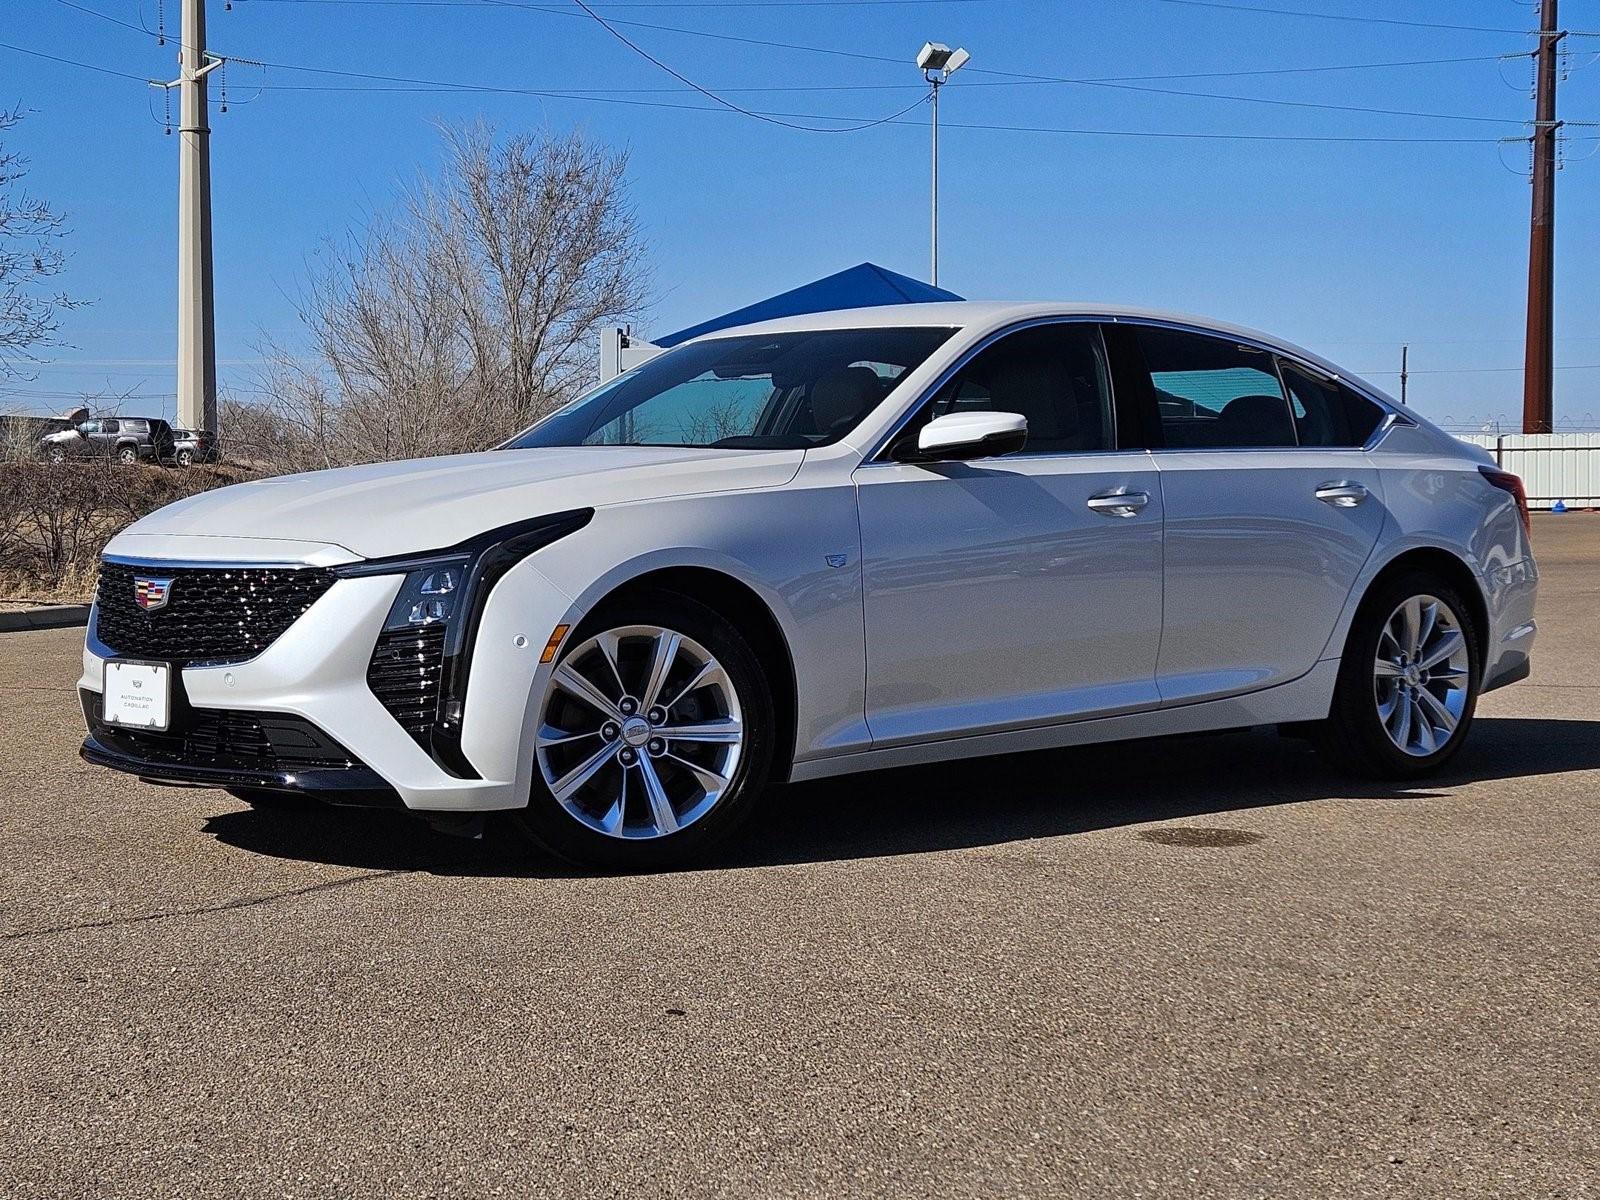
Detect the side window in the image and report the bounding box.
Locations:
[101,419,120,434]
[918,323,1114,454]
[1135,327,1295,449]
[78,421,99,435]
[1280,362,1386,448]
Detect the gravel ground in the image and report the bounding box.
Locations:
[2,515,1596,1198]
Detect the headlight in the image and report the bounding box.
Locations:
[333,509,593,779]
[383,563,466,631]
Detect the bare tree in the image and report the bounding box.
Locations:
[1,109,77,377]
[255,124,650,467]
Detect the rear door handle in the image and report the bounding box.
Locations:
[1314,481,1369,508]
[1086,489,1151,518]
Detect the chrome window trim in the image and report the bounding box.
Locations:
[1363,410,1414,452]
[864,312,1413,464]
[1104,314,1411,455]
[863,315,1118,465]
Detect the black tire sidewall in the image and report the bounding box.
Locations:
[511,591,775,871]
[1325,570,1482,778]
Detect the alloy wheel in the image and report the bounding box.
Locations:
[1372,594,1471,757]
[535,624,744,840]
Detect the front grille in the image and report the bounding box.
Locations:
[81,689,361,774]
[367,624,446,750]
[95,560,337,664]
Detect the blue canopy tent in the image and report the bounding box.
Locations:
[653,263,962,349]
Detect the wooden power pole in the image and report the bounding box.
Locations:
[1522,0,1564,434]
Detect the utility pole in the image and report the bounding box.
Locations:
[1400,344,1409,405]
[1522,0,1564,434]
[164,0,221,435]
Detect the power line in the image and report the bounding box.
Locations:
[1144,0,1530,35]
[231,0,1540,88]
[52,0,1538,127]
[246,0,1006,6]
[562,0,927,131]
[15,37,1600,146]
[1353,364,1600,375]
[0,39,155,82]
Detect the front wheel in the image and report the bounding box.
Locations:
[175,448,194,467]
[511,591,774,871]
[116,445,139,465]
[1314,572,1481,778]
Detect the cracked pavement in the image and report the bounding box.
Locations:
[2,515,1597,1198]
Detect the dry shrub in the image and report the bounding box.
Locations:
[0,458,259,599]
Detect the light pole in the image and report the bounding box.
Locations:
[917,41,969,288]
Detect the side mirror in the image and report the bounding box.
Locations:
[907,411,1028,462]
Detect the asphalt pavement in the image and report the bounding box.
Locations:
[2,515,1596,1198]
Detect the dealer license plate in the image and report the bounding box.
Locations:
[102,660,171,731]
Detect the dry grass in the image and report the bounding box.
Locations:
[0,458,264,600]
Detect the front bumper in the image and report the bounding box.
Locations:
[79,538,580,813]
[80,738,402,807]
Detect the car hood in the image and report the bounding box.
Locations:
[109,446,805,561]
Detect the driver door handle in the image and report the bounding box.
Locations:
[1315,481,1369,508]
[1086,489,1150,518]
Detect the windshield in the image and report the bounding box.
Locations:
[503,327,955,451]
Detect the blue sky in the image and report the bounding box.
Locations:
[4,0,1599,429]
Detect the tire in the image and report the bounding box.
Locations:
[510,590,775,871]
[117,445,139,465]
[1313,570,1481,779]
[47,447,66,465]
[227,787,316,810]
[176,448,194,467]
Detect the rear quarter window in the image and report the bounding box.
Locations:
[1279,362,1386,447]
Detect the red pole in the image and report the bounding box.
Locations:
[1522,0,1562,434]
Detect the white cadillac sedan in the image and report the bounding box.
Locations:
[80,303,1538,868]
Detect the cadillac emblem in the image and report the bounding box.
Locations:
[133,576,174,612]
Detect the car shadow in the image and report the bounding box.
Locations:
[199,716,1600,878]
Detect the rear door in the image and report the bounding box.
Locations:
[854,321,1164,745]
[1110,323,1387,704]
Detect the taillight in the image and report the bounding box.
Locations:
[1479,466,1532,537]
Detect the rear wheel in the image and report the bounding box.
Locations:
[1314,571,1481,778]
[511,591,773,871]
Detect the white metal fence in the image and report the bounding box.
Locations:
[1455,433,1600,510]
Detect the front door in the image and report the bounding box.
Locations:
[855,322,1164,745]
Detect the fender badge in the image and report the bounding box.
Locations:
[825,554,848,569]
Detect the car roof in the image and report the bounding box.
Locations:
[684,300,1394,405]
